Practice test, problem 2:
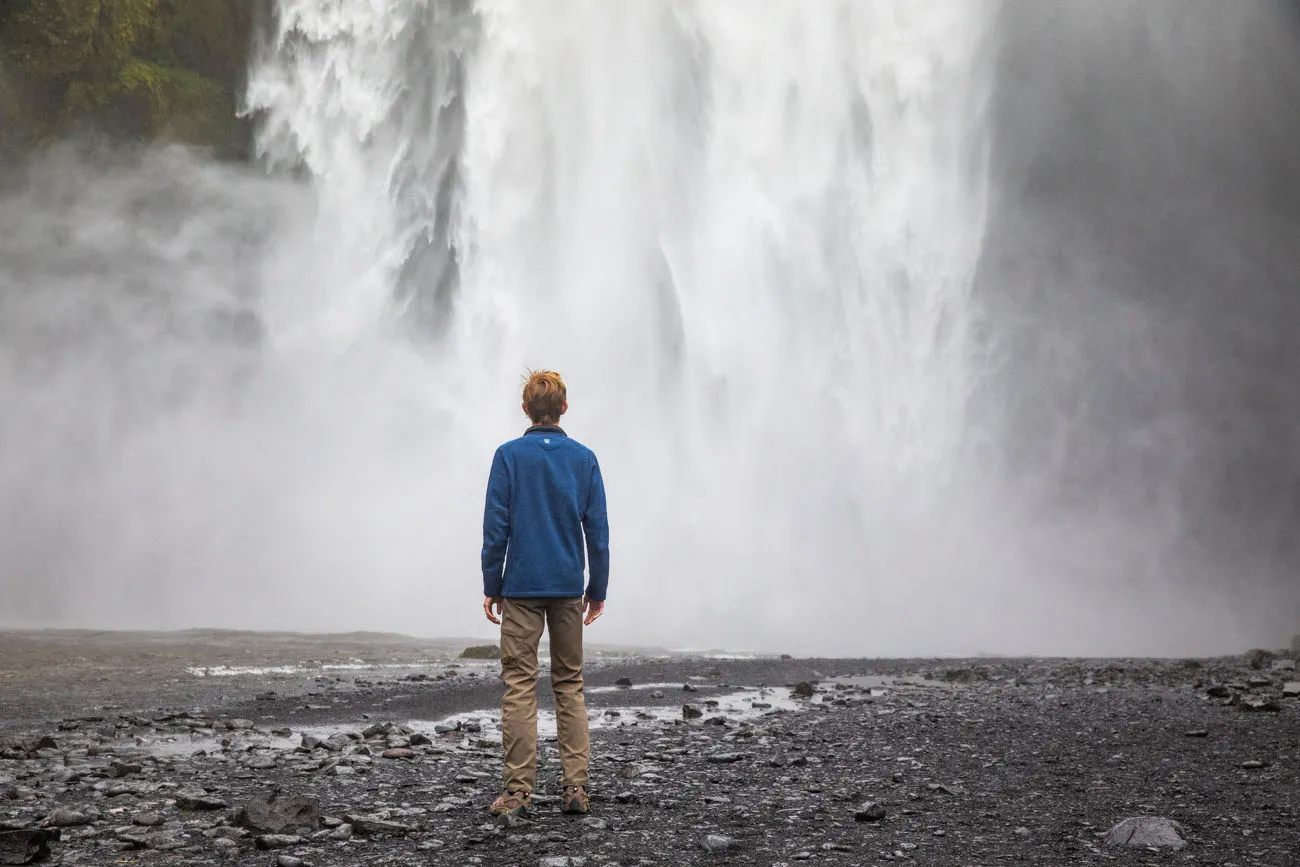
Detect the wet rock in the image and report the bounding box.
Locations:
[175,790,228,811]
[132,813,165,827]
[409,733,433,746]
[276,856,305,867]
[793,681,816,699]
[682,705,704,720]
[1283,682,1300,698]
[615,677,634,687]
[1205,684,1232,698]
[707,752,745,764]
[114,828,154,849]
[1242,760,1269,770]
[682,683,698,693]
[234,793,321,835]
[854,802,887,822]
[459,645,500,660]
[254,834,302,850]
[1103,816,1187,850]
[343,814,416,835]
[1184,729,1209,738]
[381,748,417,760]
[0,829,59,865]
[540,857,585,867]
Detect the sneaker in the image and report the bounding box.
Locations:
[562,785,590,815]
[489,790,531,817]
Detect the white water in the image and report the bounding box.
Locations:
[3,2,1289,656]
[239,0,1002,653]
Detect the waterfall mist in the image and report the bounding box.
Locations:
[1,1,1297,656]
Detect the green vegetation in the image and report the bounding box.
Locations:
[0,0,257,159]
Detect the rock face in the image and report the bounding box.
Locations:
[1104,817,1188,850]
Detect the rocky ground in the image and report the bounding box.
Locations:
[2,631,1299,866]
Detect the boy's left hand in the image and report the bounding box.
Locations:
[583,597,604,626]
[484,596,503,625]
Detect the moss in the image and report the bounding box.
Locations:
[0,0,254,158]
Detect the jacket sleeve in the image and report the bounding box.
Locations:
[582,456,610,601]
[481,448,510,598]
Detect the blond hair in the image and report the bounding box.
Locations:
[522,369,567,425]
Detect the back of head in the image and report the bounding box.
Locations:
[522,369,566,425]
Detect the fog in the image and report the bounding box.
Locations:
[1,1,1297,657]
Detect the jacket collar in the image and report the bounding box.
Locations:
[524,424,567,437]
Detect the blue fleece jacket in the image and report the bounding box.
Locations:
[481,425,610,601]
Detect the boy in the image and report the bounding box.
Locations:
[481,370,610,818]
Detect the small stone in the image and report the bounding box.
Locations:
[382,748,417,760]
[254,834,302,850]
[682,683,698,693]
[1239,697,1282,712]
[539,857,585,867]
[277,856,305,867]
[707,752,745,764]
[1283,682,1300,698]
[48,807,93,828]
[581,817,607,831]
[212,837,238,852]
[175,791,228,811]
[682,705,703,720]
[701,834,737,852]
[1241,760,1268,770]
[615,791,637,804]
[1184,730,1209,738]
[132,812,165,827]
[854,802,887,822]
[615,677,634,687]
[1103,817,1187,850]
[329,824,353,841]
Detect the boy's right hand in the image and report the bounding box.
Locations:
[484,596,503,625]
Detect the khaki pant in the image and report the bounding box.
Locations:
[499,597,590,793]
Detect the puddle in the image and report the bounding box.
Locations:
[127,686,800,758]
[411,685,799,744]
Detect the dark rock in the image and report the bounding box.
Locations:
[1103,817,1187,850]
[1205,684,1232,698]
[0,829,59,865]
[343,814,416,835]
[132,813,165,827]
[234,793,321,835]
[1184,729,1209,738]
[459,645,500,660]
[409,733,433,746]
[854,802,887,822]
[254,834,302,850]
[175,790,228,811]
[615,677,634,687]
[682,705,703,720]
[1239,697,1282,713]
[682,683,698,693]
[793,681,816,699]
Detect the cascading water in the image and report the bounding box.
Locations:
[240,0,999,650]
[3,2,1296,656]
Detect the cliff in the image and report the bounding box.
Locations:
[0,0,257,160]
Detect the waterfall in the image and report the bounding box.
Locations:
[12,2,1289,655]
